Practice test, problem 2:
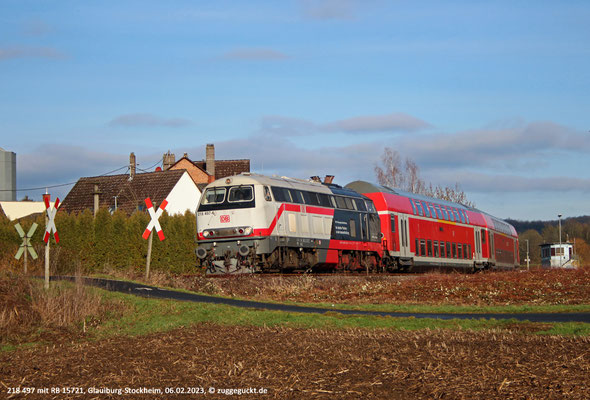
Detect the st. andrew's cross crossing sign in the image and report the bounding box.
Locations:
[142,197,168,241]
[14,222,38,260]
[43,195,60,244]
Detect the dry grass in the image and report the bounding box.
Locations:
[0,271,127,345]
[129,267,590,306]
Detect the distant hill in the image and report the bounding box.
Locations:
[505,216,590,234]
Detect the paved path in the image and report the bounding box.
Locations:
[53,276,590,323]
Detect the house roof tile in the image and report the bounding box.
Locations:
[60,169,185,214]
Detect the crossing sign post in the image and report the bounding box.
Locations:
[43,193,59,289]
[142,197,168,279]
[14,222,38,274]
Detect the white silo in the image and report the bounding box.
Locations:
[0,147,16,201]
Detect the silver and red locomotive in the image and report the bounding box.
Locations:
[195,173,519,274]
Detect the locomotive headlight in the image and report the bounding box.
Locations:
[203,231,210,238]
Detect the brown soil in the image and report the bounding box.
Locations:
[1,324,588,399]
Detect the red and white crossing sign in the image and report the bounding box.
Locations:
[142,197,168,241]
[43,194,60,244]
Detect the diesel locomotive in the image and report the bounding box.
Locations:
[195,173,519,274]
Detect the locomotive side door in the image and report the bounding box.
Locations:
[399,215,410,258]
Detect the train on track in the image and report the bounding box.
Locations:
[195,173,519,274]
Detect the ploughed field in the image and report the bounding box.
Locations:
[1,324,589,399]
[149,268,590,306]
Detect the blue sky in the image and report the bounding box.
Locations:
[1,0,589,220]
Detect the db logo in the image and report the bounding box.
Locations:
[220,215,230,223]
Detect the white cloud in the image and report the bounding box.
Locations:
[0,46,65,61]
[23,20,55,36]
[322,113,432,133]
[221,48,289,61]
[399,122,590,169]
[300,0,359,20]
[257,112,431,136]
[109,113,191,128]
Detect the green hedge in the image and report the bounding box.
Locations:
[1,209,197,275]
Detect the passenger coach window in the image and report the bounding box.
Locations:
[447,207,454,222]
[228,186,253,202]
[422,202,430,218]
[410,201,417,215]
[416,201,424,216]
[203,187,226,204]
[435,205,443,219]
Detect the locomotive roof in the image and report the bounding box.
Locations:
[207,173,332,193]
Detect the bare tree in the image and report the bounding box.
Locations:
[374,147,403,188]
[374,147,475,207]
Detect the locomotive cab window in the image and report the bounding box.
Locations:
[202,187,226,204]
[228,186,254,203]
[264,186,272,201]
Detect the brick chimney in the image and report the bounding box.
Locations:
[206,144,215,178]
[129,152,136,180]
[163,151,175,170]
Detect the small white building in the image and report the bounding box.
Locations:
[540,243,576,269]
[0,200,55,221]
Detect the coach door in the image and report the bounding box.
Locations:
[399,215,410,257]
[489,232,495,264]
[474,230,482,261]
